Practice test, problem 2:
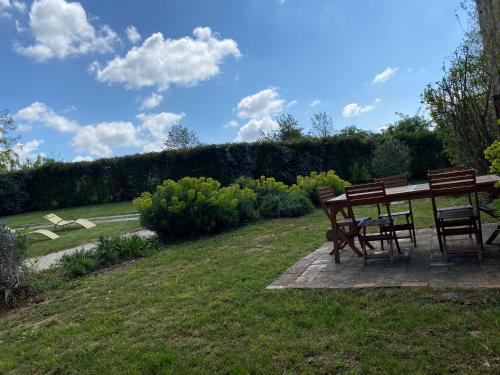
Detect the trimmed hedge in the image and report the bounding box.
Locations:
[0,135,448,215]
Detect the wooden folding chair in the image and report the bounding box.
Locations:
[345,182,401,264]
[374,174,416,247]
[428,166,474,213]
[428,169,483,261]
[315,186,372,254]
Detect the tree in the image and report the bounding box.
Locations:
[310,111,334,137]
[371,139,412,177]
[165,124,200,150]
[263,114,304,141]
[475,0,500,122]
[381,112,432,136]
[338,125,373,137]
[0,111,19,173]
[423,23,498,172]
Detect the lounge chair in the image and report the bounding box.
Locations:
[1,224,60,240]
[43,213,96,229]
[28,229,61,239]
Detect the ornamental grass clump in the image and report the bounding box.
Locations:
[0,226,33,307]
[60,234,161,279]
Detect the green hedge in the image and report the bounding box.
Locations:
[0,135,448,215]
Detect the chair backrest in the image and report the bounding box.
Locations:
[428,165,467,175]
[374,174,407,188]
[427,169,478,197]
[345,182,393,224]
[315,186,336,217]
[345,182,388,206]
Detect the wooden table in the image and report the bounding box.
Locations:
[326,174,500,263]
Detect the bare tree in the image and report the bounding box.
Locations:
[165,124,200,150]
[310,111,334,137]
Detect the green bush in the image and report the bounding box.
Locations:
[134,177,245,240]
[372,139,412,178]
[0,135,448,215]
[258,190,314,219]
[292,170,350,205]
[60,234,161,279]
[0,226,33,307]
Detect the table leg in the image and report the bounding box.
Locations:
[331,206,341,263]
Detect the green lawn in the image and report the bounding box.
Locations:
[25,220,143,258]
[0,204,499,373]
[0,201,136,229]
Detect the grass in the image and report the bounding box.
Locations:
[0,201,136,229]
[25,220,142,258]
[0,203,499,373]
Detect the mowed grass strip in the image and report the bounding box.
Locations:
[25,220,142,258]
[0,201,137,229]
[0,208,499,374]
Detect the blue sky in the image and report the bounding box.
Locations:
[0,0,466,162]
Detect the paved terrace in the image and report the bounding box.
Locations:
[268,224,500,290]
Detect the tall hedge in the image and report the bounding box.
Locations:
[0,135,448,215]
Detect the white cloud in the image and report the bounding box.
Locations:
[342,103,374,118]
[236,88,284,119]
[15,0,118,61]
[126,25,141,44]
[224,120,239,128]
[139,92,163,110]
[374,98,382,104]
[12,1,25,12]
[287,99,298,108]
[234,87,285,142]
[15,101,78,132]
[309,99,321,107]
[91,26,240,90]
[235,117,277,143]
[14,138,44,162]
[138,110,186,152]
[72,121,141,157]
[15,19,25,32]
[372,67,399,84]
[15,101,186,158]
[73,155,93,162]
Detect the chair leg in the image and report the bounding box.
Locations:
[379,227,384,250]
[388,236,394,264]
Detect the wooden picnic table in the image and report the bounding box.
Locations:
[326,174,500,263]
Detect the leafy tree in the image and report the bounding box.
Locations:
[371,139,412,177]
[310,111,334,137]
[423,16,498,172]
[165,124,200,150]
[0,111,19,173]
[263,114,304,141]
[338,125,373,137]
[382,112,432,136]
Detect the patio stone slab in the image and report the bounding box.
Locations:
[267,224,500,290]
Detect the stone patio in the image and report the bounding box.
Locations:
[267,223,500,290]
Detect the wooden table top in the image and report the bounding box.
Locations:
[327,174,500,205]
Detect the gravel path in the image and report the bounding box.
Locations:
[25,229,156,271]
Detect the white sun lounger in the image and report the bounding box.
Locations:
[2,225,60,240]
[43,213,96,229]
[28,229,61,239]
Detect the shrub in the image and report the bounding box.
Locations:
[292,170,350,205]
[221,185,258,224]
[60,234,161,278]
[0,226,32,307]
[259,190,314,219]
[371,139,411,178]
[134,177,243,240]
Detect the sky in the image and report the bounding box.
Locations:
[0,0,467,163]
